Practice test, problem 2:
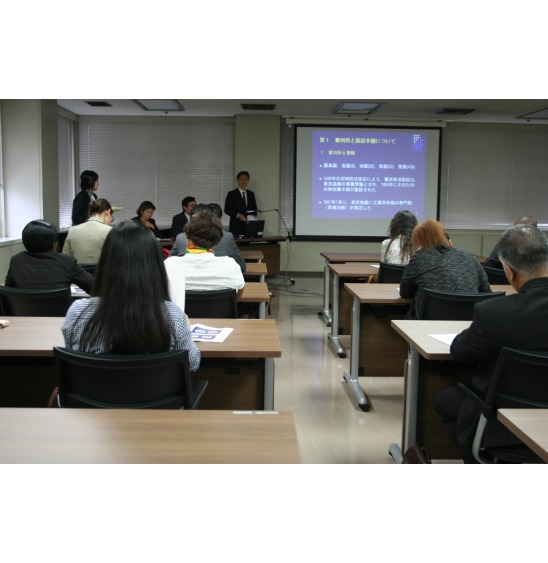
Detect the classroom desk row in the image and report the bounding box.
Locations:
[0,317,281,411]
[335,283,514,459]
[0,409,300,464]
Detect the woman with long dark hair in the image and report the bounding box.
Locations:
[61,220,200,369]
[380,210,418,265]
[72,170,100,226]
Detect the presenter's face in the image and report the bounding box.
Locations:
[237,175,249,190]
[184,201,196,214]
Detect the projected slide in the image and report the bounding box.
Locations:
[295,125,441,240]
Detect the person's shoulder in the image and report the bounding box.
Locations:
[66,296,98,316]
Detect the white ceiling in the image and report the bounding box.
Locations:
[56,99,548,124]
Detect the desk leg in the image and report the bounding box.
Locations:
[264,358,274,410]
[388,345,418,462]
[327,272,346,357]
[319,259,332,326]
[259,302,266,319]
[342,297,369,411]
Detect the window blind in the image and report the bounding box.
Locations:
[439,123,548,229]
[77,120,234,228]
[58,114,76,229]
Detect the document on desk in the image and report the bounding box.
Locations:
[429,334,457,346]
[190,324,234,343]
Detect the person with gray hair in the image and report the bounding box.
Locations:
[483,215,538,268]
[434,224,548,462]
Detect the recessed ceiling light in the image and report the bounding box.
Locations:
[85,101,112,107]
[334,102,382,115]
[436,108,475,115]
[241,103,276,110]
[135,100,185,112]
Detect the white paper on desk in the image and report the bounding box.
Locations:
[429,333,458,346]
[190,324,234,343]
[369,263,380,268]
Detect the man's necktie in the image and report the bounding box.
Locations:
[242,191,246,208]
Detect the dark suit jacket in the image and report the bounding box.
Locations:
[5,251,94,293]
[169,231,246,272]
[170,211,189,238]
[224,188,258,237]
[449,276,548,448]
[71,191,97,226]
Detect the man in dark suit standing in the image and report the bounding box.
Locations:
[224,171,258,237]
[435,224,548,462]
[170,196,196,238]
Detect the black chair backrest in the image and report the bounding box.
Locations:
[378,262,406,284]
[488,347,548,410]
[79,263,97,277]
[483,265,509,285]
[53,347,196,409]
[0,286,71,316]
[184,288,238,318]
[418,288,505,320]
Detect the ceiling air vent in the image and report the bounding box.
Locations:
[241,104,276,111]
[436,108,475,115]
[85,101,112,107]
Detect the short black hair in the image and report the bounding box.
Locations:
[136,201,156,216]
[182,196,196,209]
[80,170,99,191]
[236,171,250,180]
[22,220,58,253]
[189,203,211,217]
[207,203,223,218]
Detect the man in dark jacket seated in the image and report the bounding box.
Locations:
[435,224,548,462]
[5,219,93,294]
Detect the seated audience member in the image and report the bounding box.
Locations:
[170,203,246,272]
[72,170,99,226]
[380,210,417,265]
[399,219,491,319]
[170,196,196,238]
[63,198,114,264]
[434,224,548,463]
[164,209,245,311]
[483,215,537,269]
[61,220,200,370]
[132,201,161,238]
[5,220,93,293]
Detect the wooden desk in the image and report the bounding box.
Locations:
[236,236,286,276]
[318,252,381,326]
[0,317,281,411]
[243,262,267,282]
[343,283,411,411]
[327,263,380,357]
[497,409,548,463]
[0,409,300,464]
[240,250,264,262]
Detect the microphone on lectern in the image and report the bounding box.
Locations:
[255,209,292,242]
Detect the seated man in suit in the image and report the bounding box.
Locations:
[170,196,196,238]
[435,224,548,462]
[169,203,246,272]
[483,215,537,269]
[164,209,245,311]
[5,220,94,293]
[224,170,258,237]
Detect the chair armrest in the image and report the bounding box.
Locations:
[457,381,494,419]
[190,380,209,409]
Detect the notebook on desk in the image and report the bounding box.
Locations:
[243,220,265,239]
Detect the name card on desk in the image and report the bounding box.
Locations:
[429,333,457,346]
[191,324,234,343]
